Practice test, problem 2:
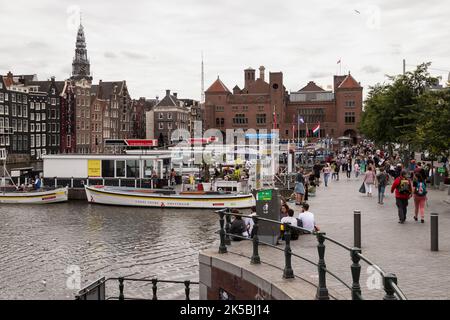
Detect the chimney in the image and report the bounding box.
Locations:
[166,89,170,96]
[244,67,255,88]
[259,66,265,81]
[173,92,177,99]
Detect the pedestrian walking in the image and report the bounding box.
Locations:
[413,175,427,223]
[391,170,413,224]
[346,159,352,179]
[363,167,376,197]
[294,167,306,205]
[322,163,332,187]
[376,167,389,204]
[354,162,360,178]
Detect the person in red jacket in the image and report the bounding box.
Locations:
[391,170,413,224]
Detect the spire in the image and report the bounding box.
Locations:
[71,15,92,81]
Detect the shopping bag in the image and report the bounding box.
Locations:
[359,182,366,194]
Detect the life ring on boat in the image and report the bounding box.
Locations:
[218,188,224,193]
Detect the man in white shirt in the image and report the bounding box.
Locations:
[243,207,257,237]
[298,203,315,232]
[281,209,298,227]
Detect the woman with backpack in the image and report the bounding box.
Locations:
[413,175,427,223]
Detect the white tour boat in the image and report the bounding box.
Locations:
[85,185,255,209]
[0,186,69,204]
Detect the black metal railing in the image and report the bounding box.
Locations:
[216,208,407,301]
[75,276,199,300]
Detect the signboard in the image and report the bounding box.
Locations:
[125,139,158,147]
[438,167,446,174]
[257,189,272,201]
[245,133,278,139]
[88,160,102,177]
[104,139,127,146]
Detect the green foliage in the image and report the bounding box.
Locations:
[360,62,449,156]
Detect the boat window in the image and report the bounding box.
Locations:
[143,160,154,178]
[102,160,114,178]
[115,160,126,178]
[126,160,139,178]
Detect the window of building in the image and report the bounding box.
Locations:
[30,134,35,148]
[36,103,40,111]
[31,123,35,132]
[36,113,41,121]
[17,120,22,132]
[345,100,356,107]
[23,105,27,118]
[168,113,172,120]
[30,113,34,121]
[42,112,46,121]
[30,102,34,109]
[36,123,41,132]
[36,134,41,147]
[0,93,3,103]
[215,106,224,112]
[42,134,46,147]
[158,113,163,119]
[23,120,28,132]
[256,114,266,124]
[17,105,22,117]
[159,122,164,130]
[12,119,17,132]
[4,105,8,115]
[67,135,71,148]
[345,112,356,124]
[243,106,248,111]
[51,98,56,105]
[42,123,46,132]
[0,105,3,114]
[11,93,16,102]
[12,104,16,116]
[232,114,248,125]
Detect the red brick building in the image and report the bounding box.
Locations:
[204,66,287,136]
[204,66,362,143]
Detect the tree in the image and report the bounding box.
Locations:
[414,88,450,158]
[359,62,440,160]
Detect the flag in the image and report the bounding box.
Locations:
[312,122,320,135]
[298,116,304,124]
[273,106,277,129]
[337,59,341,64]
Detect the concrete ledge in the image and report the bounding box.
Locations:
[211,256,242,278]
[199,283,208,300]
[199,263,211,287]
[199,253,212,266]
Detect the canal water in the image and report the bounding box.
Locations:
[0,201,221,300]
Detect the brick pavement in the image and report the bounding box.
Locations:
[223,175,450,300]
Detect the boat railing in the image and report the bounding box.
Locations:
[215,208,407,300]
[75,276,199,300]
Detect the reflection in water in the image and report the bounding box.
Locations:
[0,202,220,299]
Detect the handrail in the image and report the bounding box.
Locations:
[224,233,353,292]
[216,208,407,300]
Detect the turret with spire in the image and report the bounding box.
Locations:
[71,15,92,81]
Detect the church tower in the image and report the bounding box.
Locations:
[71,21,92,81]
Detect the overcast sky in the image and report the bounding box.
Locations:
[0,0,449,100]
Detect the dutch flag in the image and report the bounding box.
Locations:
[312,122,320,135]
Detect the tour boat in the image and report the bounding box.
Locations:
[0,186,69,204]
[84,185,255,209]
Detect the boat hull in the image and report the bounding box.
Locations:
[0,187,69,204]
[85,186,255,209]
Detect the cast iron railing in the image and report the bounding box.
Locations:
[216,208,407,300]
[75,276,199,300]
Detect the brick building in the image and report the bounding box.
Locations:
[204,66,363,142]
[204,66,287,137]
[286,73,363,143]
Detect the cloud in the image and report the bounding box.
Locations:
[308,71,331,79]
[122,51,148,60]
[26,41,50,49]
[104,51,117,59]
[361,66,381,74]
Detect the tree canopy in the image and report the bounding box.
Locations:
[360,62,449,158]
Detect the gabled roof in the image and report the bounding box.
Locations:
[338,73,361,89]
[97,81,124,99]
[205,77,231,93]
[298,81,325,92]
[27,80,65,94]
[156,94,179,107]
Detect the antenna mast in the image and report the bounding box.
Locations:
[201,51,205,103]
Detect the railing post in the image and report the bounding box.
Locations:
[316,232,329,300]
[54,177,57,188]
[225,213,231,245]
[118,277,124,301]
[219,211,228,254]
[87,178,89,187]
[354,210,361,248]
[103,178,105,186]
[119,178,121,187]
[71,177,74,188]
[184,280,191,300]
[152,278,158,300]
[250,216,260,264]
[383,273,398,300]
[282,224,294,279]
[431,213,439,251]
[350,248,362,300]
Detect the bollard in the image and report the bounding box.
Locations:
[354,210,361,248]
[431,213,439,252]
[184,280,191,300]
[316,232,329,300]
[350,248,362,300]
